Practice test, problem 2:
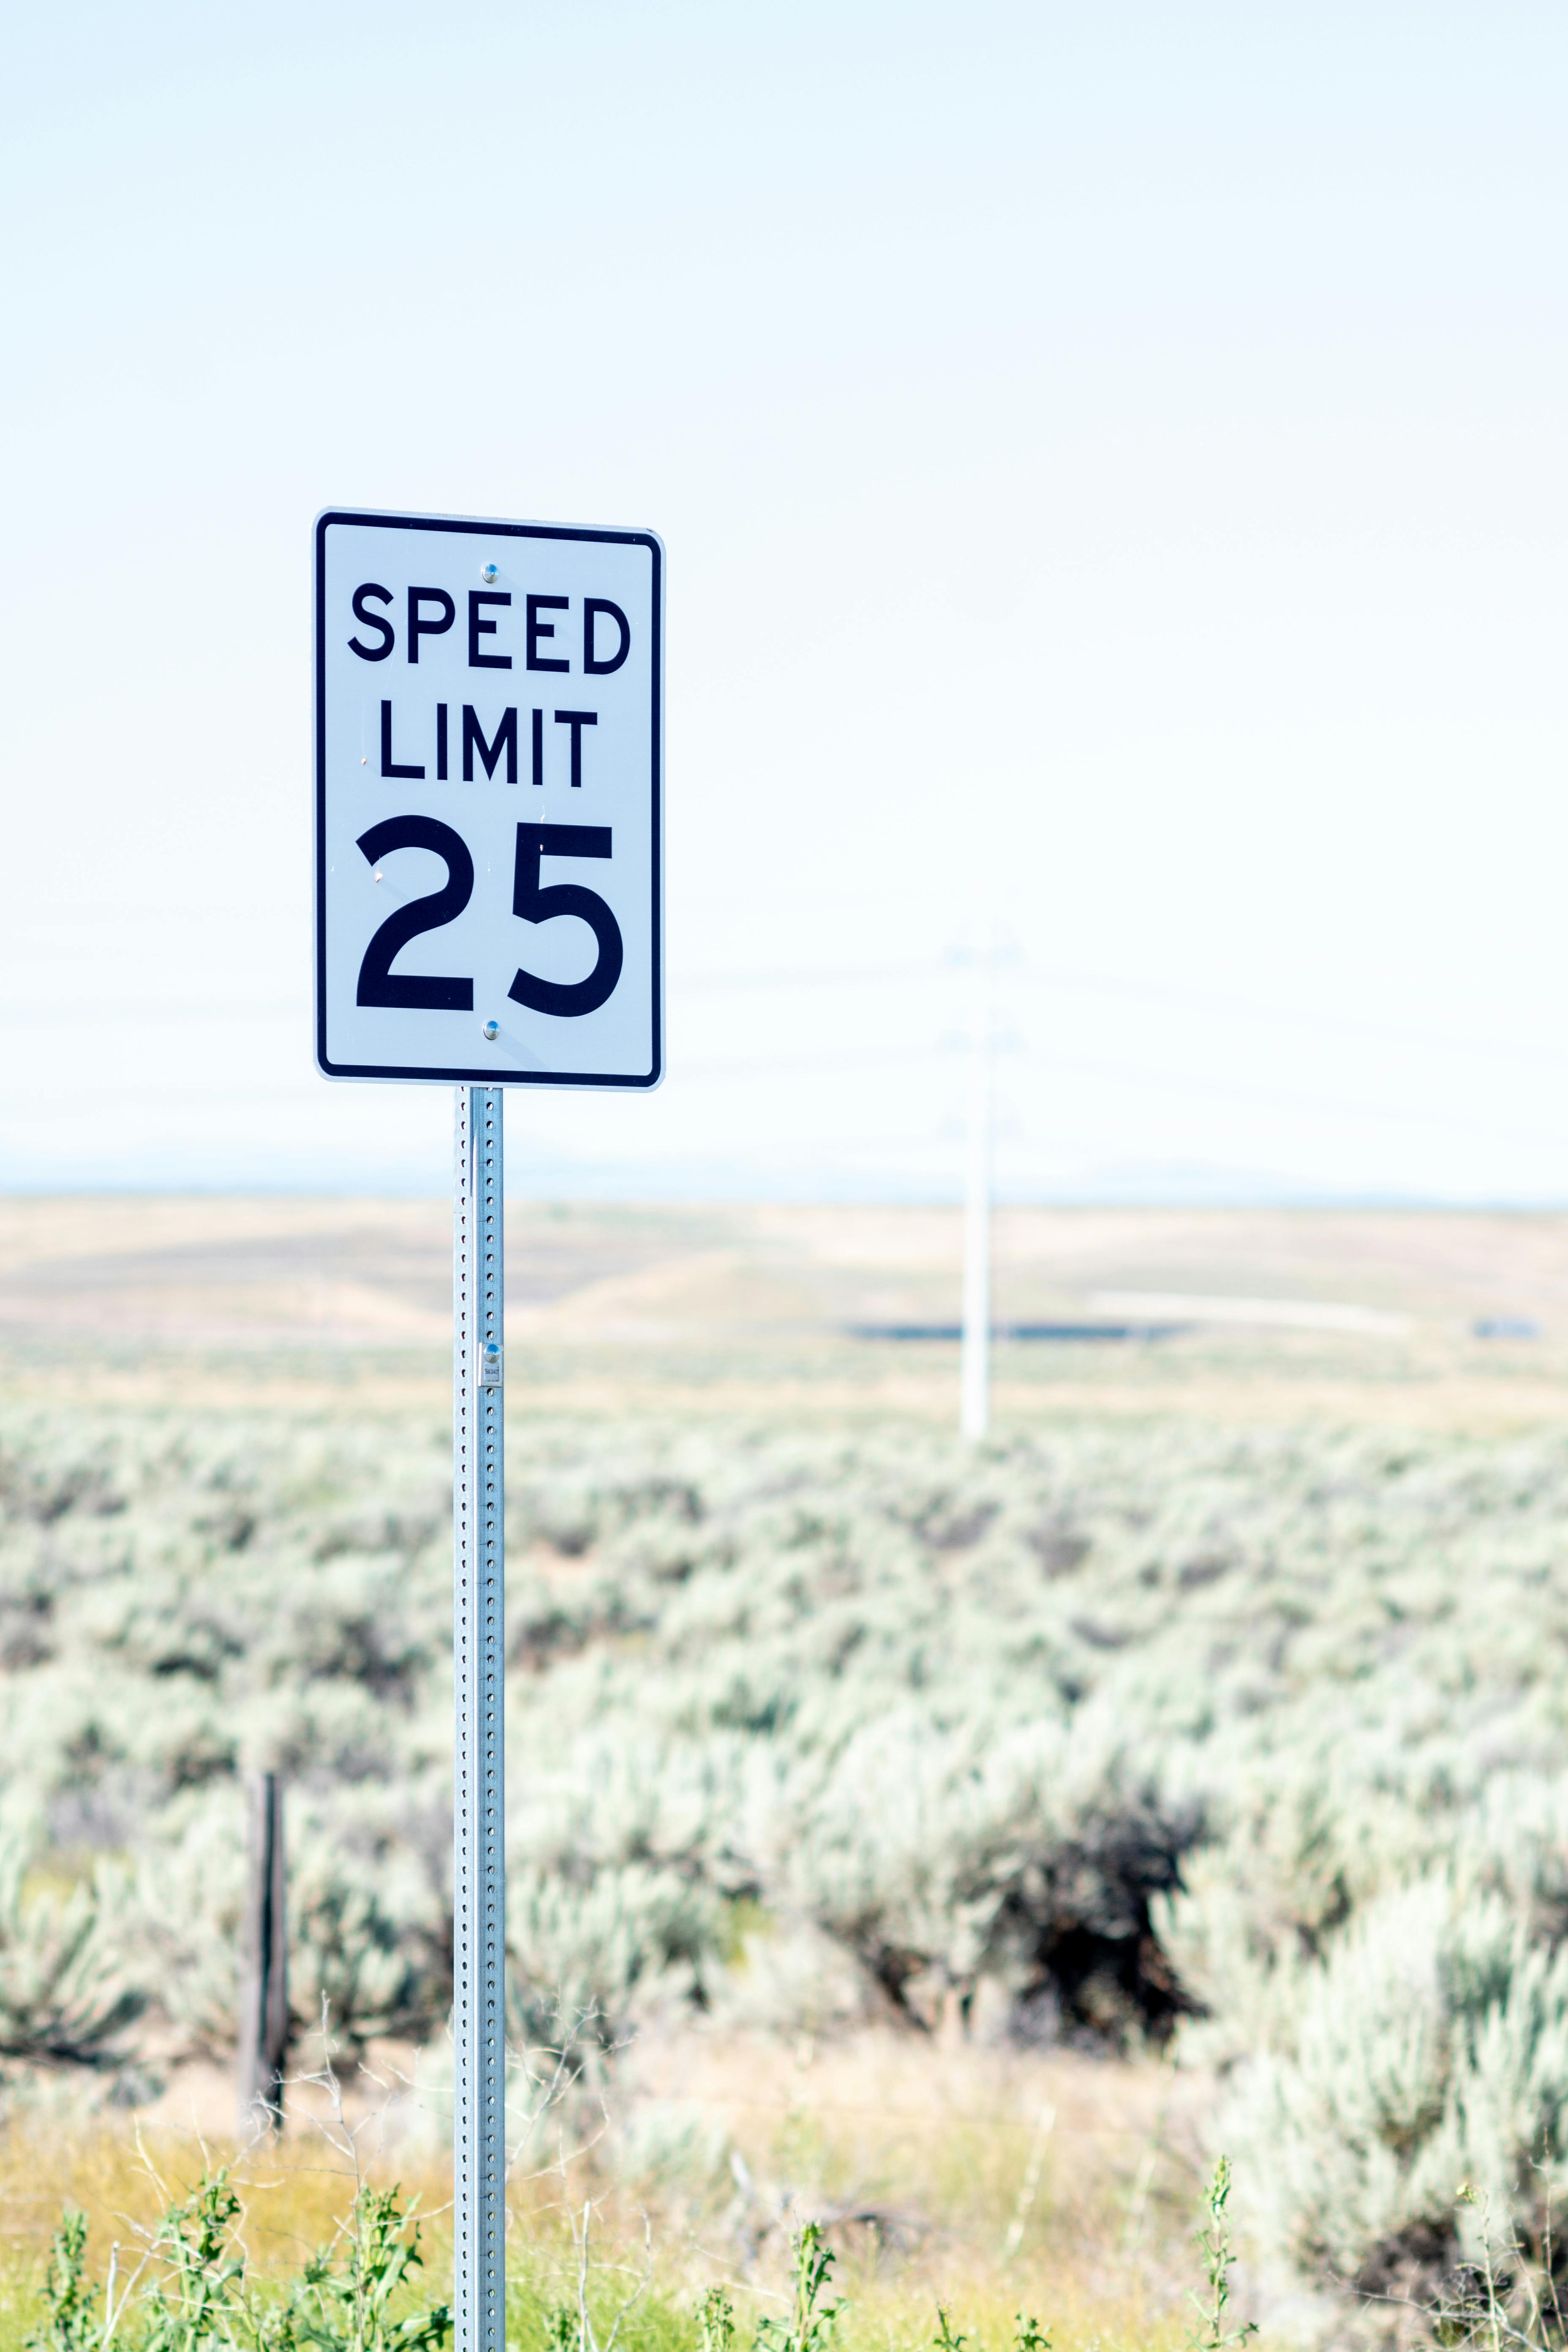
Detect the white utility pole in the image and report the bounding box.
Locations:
[960,941,994,1442]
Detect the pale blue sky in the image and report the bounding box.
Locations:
[3,2,1566,1198]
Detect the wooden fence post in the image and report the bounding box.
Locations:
[237,1770,288,2134]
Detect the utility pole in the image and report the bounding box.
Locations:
[237,1770,288,2134]
[960,939,994,1443]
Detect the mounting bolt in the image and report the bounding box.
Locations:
[482,1019,499,1041]
[480,562,498,584]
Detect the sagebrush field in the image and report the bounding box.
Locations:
[3,1199,1568,2349]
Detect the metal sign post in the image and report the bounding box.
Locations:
[453,1086,505,2352]
[313,507,664,2352]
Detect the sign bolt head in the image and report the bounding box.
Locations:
[481,562,498,584]
[482,1019,499,1041]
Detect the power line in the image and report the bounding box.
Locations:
[672,954,1568,1076]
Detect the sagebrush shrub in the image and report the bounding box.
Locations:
[9,1403,1568,2319]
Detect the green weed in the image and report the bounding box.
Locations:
[22,2175,449,2352]
[1185,2160,1254,2352]
[754,2226,840,2352]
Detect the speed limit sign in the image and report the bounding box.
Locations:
[313,507,663,1088]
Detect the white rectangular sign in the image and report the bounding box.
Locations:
[314,508,663,1087]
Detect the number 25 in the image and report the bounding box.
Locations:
[355,819,623,1018]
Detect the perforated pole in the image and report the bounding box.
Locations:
[453,1087,505,2352]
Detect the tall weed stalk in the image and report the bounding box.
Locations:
[1187,2158,1255,2352]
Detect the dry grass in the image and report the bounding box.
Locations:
[0,2030,1212,2352]
[612,2027,1208,2327]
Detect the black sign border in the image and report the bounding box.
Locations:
[314,508,663,1089]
